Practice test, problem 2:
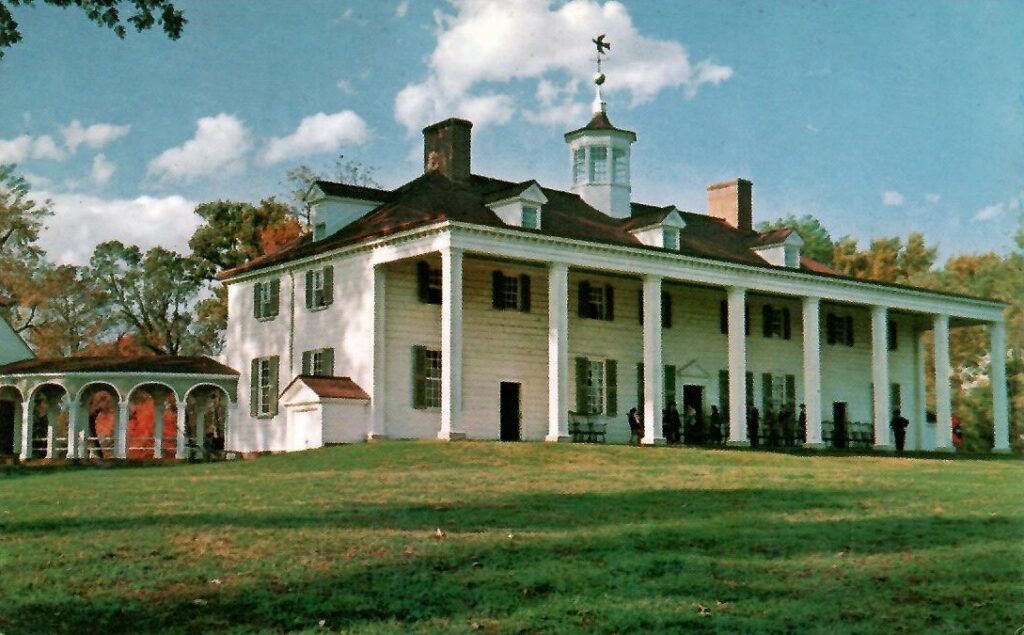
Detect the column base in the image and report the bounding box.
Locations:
[366,433,389,441]
[872,444,896,452]
[726,440,750,448]
[545,435,572,443]
[992,447,1012,454]
[641,438,666,446]
[437,431,467,441]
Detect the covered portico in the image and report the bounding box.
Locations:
[0,356,238,461]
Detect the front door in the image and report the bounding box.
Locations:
[0,401,14,454]
[832,402,847,448]
[682,385,704,444]
[499,382,521,441]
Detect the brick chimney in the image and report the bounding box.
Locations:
[707,178,753,232]
[423,118,472,181]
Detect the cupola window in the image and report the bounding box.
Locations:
[612,147,628,184]
[589,146,608,182]
[573,148,586,184]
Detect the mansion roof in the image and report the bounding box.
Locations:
[223,172,841,279]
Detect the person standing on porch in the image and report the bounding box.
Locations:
[890,409,910,453]
[664,402,682,444]
[798,404,807,444]
[747,404,760,448]
[627,408,642,445]
[709,405,723,445]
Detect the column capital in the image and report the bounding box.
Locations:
[728,285,747,296]
[802,295,821,306]
[548,261,569,273]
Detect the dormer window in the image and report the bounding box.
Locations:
[663,228,680,250]
[313,222,327,241]
[522,206,540,229]
[573,148,586,184]
[589,147,608,182]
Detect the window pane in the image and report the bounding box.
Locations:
[587,360,605,414]
[589,147,608,182]
[664,229,679,250]
[613,147,628,183]
[588,286,604,319]
[522,206,539,229]
[503,276,519,309]
[573,149,586,184]
[425,349,442,408]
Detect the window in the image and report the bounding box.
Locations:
[663,228,679,250]
[762,304,792,339]
[888,320,898,351]
[250,356,279,418]
[302,347,334,377]
[492,271,531,312]
[412,346,442,409]
[586,360,605,415]
[573,148,586,184]
[637,290,672,327]
[416,261,443,304]
[719,300,751,336]
[305,265,333,310]
[576,357,617,415]
[612,147,628,183]
[253,279,280,320]
[313,222,327,241]
[521,205,540,229]
[826,313,856,346]
[589,146,608,182]
[578,281,614,321]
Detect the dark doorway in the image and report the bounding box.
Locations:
[832,402,848,449]
[0,400,14,454]
[682,385,704,444]
[499,382,521,442]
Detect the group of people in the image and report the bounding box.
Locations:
[626,402,728,446]
[743,403,807,448]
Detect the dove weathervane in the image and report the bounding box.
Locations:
[591,34,611,112]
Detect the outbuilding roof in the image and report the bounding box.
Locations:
[0,356,239,376]
[281,375,370,400]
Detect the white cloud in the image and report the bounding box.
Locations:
[524,78,586,126]
[394,0,733,132]
[925,193,941,204]
[336,79,355,95]
[260,111,369,165]
[61,120,131,153]
[806,123,819,133]
[396,0,409,18]
[972,203,1004,222]
[32,135,66,161]
[90,154,116,186]
[22,172,53,189]
[0,135,33,164]
[36,190,199,265]
[148,114,252,183]
[882,191,904,206]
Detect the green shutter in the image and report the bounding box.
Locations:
[578,281,590,318]
[719,370,729,414]
[250,358,260,417]
[637,289,644,325]
[888,320,898,351]
[826,313,837,344]
[662,292,672,328]
[322,265,334,306]
[324,348,335,376]
[519,274,531,312]
[305,270,314,308]
[720,300,728,334]
[575,357,589,413]
[253,283,263,319]
[606,359,618,416]
[762,373,773,413]
[604,284,614,321]
[890,383,901,412]
[637,363,645,412]
[783,308,791,340]
[492,270,504,309]
[301,350,312,375]
[268,356,280,416]
[744,303,751,336]
[845,316,855,346]
[270,278,281,317]
[763,304,773,337]
[785,375,796,409]
[664,365,676,408]
[412,346,427,409]
[745,372,754,407]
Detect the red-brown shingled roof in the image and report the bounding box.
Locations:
[0,356,238,376]
[284,375,369,400]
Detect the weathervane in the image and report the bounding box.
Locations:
[591,34,611,113]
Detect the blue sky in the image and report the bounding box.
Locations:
[1,0,1021,265]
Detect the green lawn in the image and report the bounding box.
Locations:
[1,443,1022,634]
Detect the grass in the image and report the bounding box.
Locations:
[0,442,1022,634]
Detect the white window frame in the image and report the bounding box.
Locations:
[428,267,442,301]
[573,148,586,184]
[521,205,540,229]
[502,275,520,310]
[587,285,606,320]
[256,281,273,319]
[586,360,606,415]
[310,349,329,376]
[310,269,326,309]
[663,228,679,250]
[424,349,442,409]
[612,147,628,183]
[589,146,608,183]
[257,358,273,416]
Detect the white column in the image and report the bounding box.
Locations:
[642,275,664,445]
[369,265,388,440]
[438,247,464,440]
[175,399,188,459]
[225,400,238,453]
[153,396,166,459]
[66,399,78,459]
[871,306,892,450]
[933,314,953,451]
[18,400,30,460]
[802,297,824,447]
[115,401,130,459]
[913,329,928,451]
[44,398,56,459]
[547,262,570,442]
[991,321,1010,452]
[727,287,748,445]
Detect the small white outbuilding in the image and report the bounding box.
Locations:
[279,375,370,449]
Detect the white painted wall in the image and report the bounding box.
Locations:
[311,198,381,239]
[0,317,33,365]
[323,399,371,443]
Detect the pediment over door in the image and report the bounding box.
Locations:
[677,360,710,384]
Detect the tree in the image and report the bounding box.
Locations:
[0,0,185,60]
[755,214,835,266]
[189,198,299,278]
[283,156,381,224]
[87,241,205,356]
[0,164,52,332]
[28,264,109,356]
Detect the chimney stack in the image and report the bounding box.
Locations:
[707,178,753,233]
[422,118,472,181]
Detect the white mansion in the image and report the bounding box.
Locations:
[219,101,1011,454]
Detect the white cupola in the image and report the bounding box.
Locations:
[564,47,636,218]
